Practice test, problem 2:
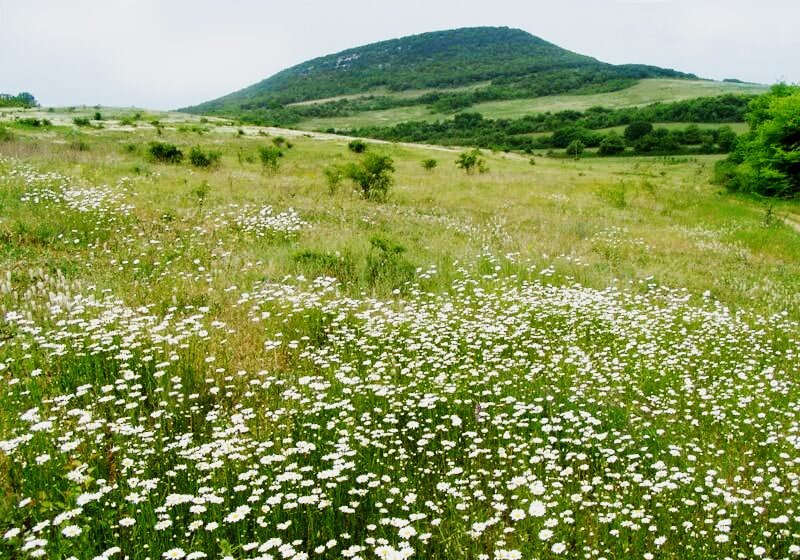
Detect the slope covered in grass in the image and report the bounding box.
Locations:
[0,108,799,559]
[183,27,695,120]
[296,79,768,130]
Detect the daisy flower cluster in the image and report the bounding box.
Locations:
[231,204,307,238]
[0,257,798,559]
[3,158,134,219]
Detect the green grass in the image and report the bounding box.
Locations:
[469,78,768,118]
[286,81,491,107]
[0,107,798,560]
[296,79,768,130]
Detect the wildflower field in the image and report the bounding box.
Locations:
[1,107,800,560]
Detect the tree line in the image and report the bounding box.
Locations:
[330,95,751,155]
[0,92,37,108]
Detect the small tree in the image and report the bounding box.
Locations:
[259,145,283,172]
[456,149,488,174]
[344,153,394,201]
[421,158,438,171]
[566,139,585,160]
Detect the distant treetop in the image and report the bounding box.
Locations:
[0,92,38,108]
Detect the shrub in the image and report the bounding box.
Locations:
[624,121,654,143]
[455,149,488,174]
[366,235,415,291]
[718,85,800,197]
[323,164,345,194]
[0,126,14,142]
[258,145,283,172]
[717,126,737,153]
[148,142,183,164]
[598,133,626,156]
[69,139,90,152]
[190,180,210,206]
[348,139,367,153]
[293,249,356,282]
[422,158,438,171]
[566,139,585,159]
[189,146,221,168]
[73,117,91,127]
[17,118,50,127]
[344,153,395,201]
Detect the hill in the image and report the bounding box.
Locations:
[183,26,696,120]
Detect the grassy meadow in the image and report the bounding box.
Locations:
[0,108,799,560]
[296,79,768,130]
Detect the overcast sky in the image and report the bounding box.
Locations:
[0,0,797,110]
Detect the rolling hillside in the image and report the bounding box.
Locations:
[296,78,767,131]
[183,27,697,121]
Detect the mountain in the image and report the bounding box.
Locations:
[182,27,695,121]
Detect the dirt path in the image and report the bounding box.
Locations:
[785,214,800,234]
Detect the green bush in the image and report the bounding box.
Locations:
[323,164,345,194]
[422,158,438,171]
[293,249,356,282]
[0,126,14,142]
[73,117,91,127]
[348,139,367,153]
[624,121,654,143]
[273,136,292,148]
[258,145,283,171]
[188,146,221,168]
[455,149,488,174]
[566,139,585,159]
[17,118,50,127]
[190,180,210,206]
[148,142,183,164]
[598,133,625,156]
[719,84,800,197]
[366,236,415,291]
[344,153,395,200]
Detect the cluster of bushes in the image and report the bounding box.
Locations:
[715,84,800,198]
[147,142,224,168]
[15,117,51,128]
[550,122,738,156]
[343,103,743,155]
[199,78,744,133]
[148,142,185,163]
